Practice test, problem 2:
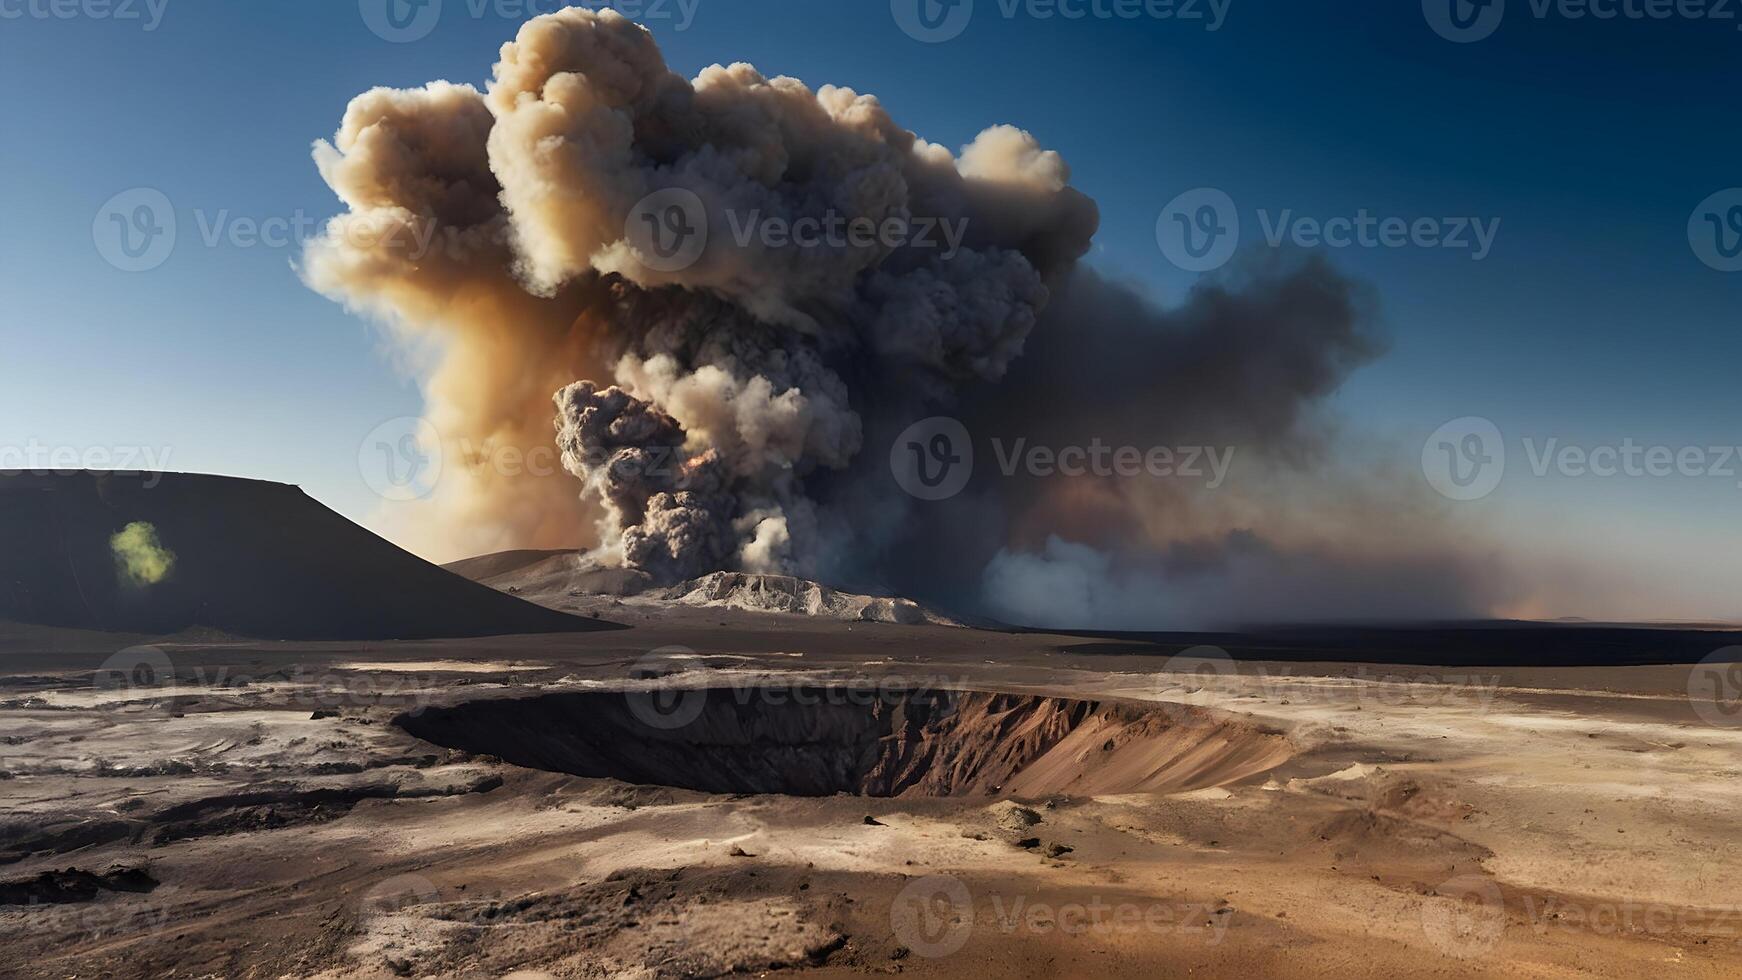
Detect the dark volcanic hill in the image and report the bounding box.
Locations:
[0,471,611,640]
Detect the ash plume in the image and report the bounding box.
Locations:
[304,8,1091,578]
[305,8,1502,626]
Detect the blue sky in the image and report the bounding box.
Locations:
[2,0,1738,617]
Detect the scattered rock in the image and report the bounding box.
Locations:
[1014,837,1041,850]
[728,845,755,858]
[308,761,366,775]
[0,865,159,905]
[995,803,1043,834]
[1044,843,1073,858]
[863,815,885,826]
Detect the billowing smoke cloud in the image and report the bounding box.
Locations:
[306,9,1502,627]
[867,254,1512,627]
[302,78,610,558]
[304,8,1091,576]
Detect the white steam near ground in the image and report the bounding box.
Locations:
[303,8,1507,628]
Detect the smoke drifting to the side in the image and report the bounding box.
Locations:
[877,255,1512,627]
[305,8,1504,627]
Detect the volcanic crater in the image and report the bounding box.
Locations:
[396,687,1294,798]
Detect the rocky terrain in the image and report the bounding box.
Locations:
[3,472,1740,978]
[3,613,1740,978]
[447,549,960,626]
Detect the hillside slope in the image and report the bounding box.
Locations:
[0,471,609,640]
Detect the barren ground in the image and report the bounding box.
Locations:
[2,612,1738,979]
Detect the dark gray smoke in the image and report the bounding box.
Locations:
[306,8,1503,627]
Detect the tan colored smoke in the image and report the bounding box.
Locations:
[305,9,1504,625]
[303,8,1095,572]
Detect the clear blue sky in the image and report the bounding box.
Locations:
[3,0,1739,617]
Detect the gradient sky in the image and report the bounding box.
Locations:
[2,0,1739,619]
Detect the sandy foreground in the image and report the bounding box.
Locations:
[2,613,1739,979]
